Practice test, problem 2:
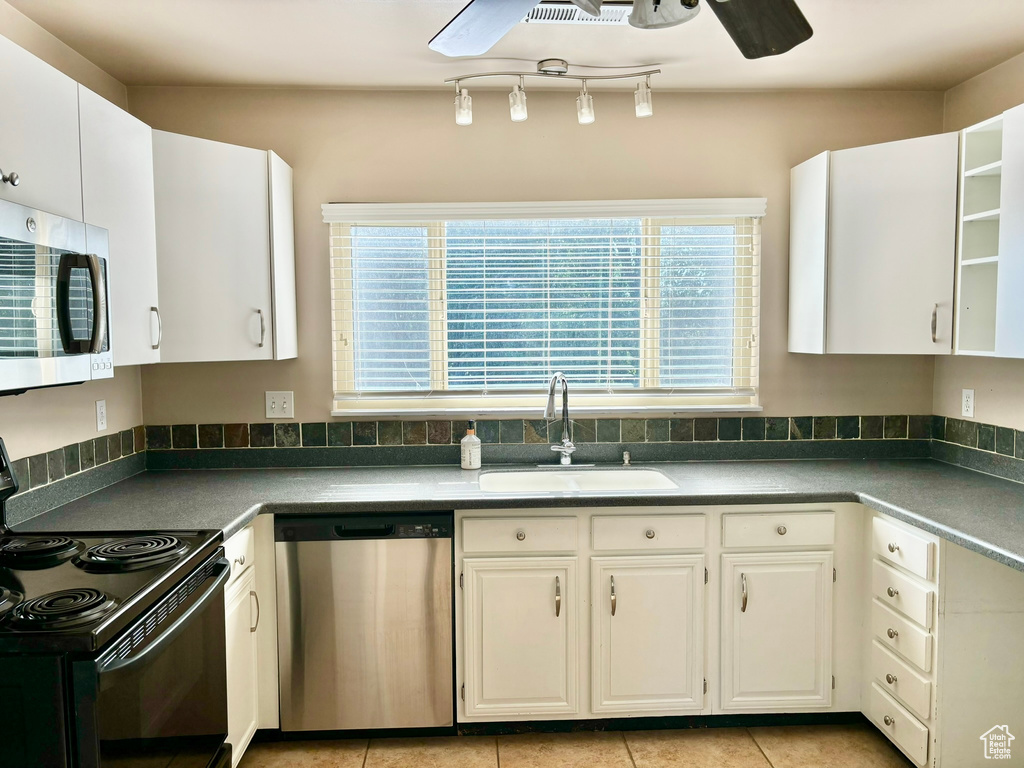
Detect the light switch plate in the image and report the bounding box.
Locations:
[962,388,975,418]
[265,391,294,419]
[95,400,107,432]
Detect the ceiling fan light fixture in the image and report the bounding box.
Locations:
[577,82,595,125]
[635,76,653,118]
[455,86,473,126]
[509,78,528,122]
[629,0,701,30]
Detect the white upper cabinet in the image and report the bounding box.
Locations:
[79,85,161,366]
[789,134,959,355]
[995,105,1024,357]
[152,131,297,363]
[0,34,83,220]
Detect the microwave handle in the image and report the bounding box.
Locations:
[56,253,107,355]
[98,558,230,674]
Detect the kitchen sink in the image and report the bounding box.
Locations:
[478,468,678,493]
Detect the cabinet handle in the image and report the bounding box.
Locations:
[233,554,246,567]
[0,168,18,187]
[554,575,561,618]
[740,573,748,613]
[883,715,895,727]
[516,530,526,541]
[887,542,900,553]
[610,575,616,616]
[887,587,899,598]
[256,308,266,348]
[931,303,939,343]
[887,627,899,639]
[885,673,898,685]
[776,525,787,536]
[250,590,260,633]
[151,306,162,350]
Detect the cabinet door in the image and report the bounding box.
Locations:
[225,568,258,765]
[996,104,1024,357]
[826,134,958,354]
[153,130,273,362]
[591,556,704,714]
[721,552,833,710]
[463,557,577,717]
[0,35,83,220]
[79,85,161,366]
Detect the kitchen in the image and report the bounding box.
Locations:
[1,1,1023,766]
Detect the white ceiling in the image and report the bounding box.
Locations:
[9,0,1024,91]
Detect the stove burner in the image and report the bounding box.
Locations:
[0,586,22,618]
[74,535,189,573]
[0,536,84,569]
[8,587,117,630]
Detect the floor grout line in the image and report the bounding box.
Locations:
[495,735,501,768]
[621,731,639,768]
[361,738,370,768]
[746,727,776,768]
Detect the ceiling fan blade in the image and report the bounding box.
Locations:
[705,0,813,59]
[570,0,604,16]
[428,0,541,57]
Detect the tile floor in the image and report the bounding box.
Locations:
[239,724,913,768]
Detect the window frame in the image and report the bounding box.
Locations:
[324,199,765,418]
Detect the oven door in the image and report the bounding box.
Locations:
[0,200,110,394]
[71,555,230,768]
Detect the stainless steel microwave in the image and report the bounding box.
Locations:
[0,199,112,395]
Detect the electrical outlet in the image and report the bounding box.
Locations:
[265,391,294,419]
[95,400,107,432]
[962,388,975,418]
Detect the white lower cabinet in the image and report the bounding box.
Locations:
[721,552,833,710]
[462,557,578,717]
[590,556,704,713]
[225,565,258,765]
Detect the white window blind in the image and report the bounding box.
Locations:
[327,201,761,416]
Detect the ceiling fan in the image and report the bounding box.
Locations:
[429,0,813,60]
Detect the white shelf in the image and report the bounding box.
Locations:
[961,255,1000,266]
[963,208,1001,222]
[965,115,1004,134]
[964,160,1003,177]
[956,348,997,357]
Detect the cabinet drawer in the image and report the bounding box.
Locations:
[869,683,929,765]
[462,517,577,554]
[592,515,704,551]
[872,600,932,673]
[872,517,934,581]
[870,641,932,721]
[224,526,255,585]
[872,559,933,629]
[722,511,834,548]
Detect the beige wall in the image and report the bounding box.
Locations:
[0,7,141,461]
[129,86,943,425]
[933,51,1024,430]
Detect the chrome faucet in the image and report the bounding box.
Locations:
[545,372,576,465]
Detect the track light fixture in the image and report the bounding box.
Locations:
[446,60,660,126]
[509,77,528,122]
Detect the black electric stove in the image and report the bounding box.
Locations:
[0,437,231,768]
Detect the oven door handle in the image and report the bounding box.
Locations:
[99,558,230,674]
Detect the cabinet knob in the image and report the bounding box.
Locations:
[887,542,900,553]
[1,168,18,187]
[516,530,526,541]
[887,627,899,639]
[776,525,787,536]
[233,554,246,567]
[883,715,895,727]
[885,673,898,685]
[886,587,899,598]
[645,529,656,539]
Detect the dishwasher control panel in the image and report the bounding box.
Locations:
[276,513,453,542]
[395,523,450,538]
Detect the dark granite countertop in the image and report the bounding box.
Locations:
[12,458,1024,571]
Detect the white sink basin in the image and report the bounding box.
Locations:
[479,469,678,493]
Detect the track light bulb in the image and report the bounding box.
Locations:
[635,78,653,118]
[509,82,528,122]
[455,88,472,126]
[577,85,595,125]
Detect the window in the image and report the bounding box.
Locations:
[326,200,763,417]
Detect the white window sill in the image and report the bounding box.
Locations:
[331,405,764,420]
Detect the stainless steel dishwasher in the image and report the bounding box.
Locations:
[275,513,453,731]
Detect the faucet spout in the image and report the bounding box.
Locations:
[545,372,575,465]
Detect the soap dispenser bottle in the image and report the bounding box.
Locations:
[461,420,482,470]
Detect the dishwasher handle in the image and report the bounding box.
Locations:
[333,524,396,539]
